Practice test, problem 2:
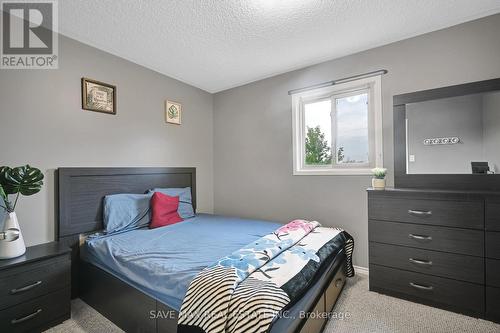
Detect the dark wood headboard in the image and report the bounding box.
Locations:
[56,167,196,240]
[55,167,196,297]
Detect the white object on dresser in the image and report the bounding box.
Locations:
[0,212,26,259]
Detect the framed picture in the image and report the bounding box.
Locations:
[165,100,182,125]
[81,78,116,115]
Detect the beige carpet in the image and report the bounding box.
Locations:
[45,274,500,333]
[325,274,499,333]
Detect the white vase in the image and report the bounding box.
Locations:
[0,212,26,259]
[372,178,386,190]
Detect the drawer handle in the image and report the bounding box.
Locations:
[408,209,432,217]
[409,282,434,291]
[11,309,42,324]
[10,280,42,295]
[409,258,433,266]
[334,278,344,288]
[409,234,432,241]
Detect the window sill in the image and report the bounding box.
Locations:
[293,168,375,176]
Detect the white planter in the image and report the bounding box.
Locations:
[0,212,26,259]
[372,178,386,190]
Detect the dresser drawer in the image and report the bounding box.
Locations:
[370,265,484,314]
[0,287,70,333]
[0,255,70,310]
[486,231,500,259]
[369,242,484,284]
[369,220,484,256]
[486,287,500,322]
[486,259,500,288]
[368,197,483,229]
[486,196,500,231]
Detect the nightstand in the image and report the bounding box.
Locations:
[0,242,71,332]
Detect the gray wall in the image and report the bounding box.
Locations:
[406,95,484,174]
[213,14,500,268]
[0,35,214,246]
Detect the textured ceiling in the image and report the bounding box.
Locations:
[59,0,500,93]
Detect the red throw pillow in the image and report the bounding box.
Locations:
[149,192,183,229]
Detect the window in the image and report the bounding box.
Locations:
[292,75,383,175]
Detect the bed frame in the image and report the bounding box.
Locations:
[55,167,348,333]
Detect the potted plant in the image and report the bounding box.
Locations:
[371,167,387,190]
[0,165,44,259]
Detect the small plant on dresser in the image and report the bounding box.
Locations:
[371,167,387,190]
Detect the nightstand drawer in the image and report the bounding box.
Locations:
[369,242,484,284]
[370,265,484,315]
[368,197,483,229]
[0,287,70,333]
[0,255,70,310]
[369,220,484,256]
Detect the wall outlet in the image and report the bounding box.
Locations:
[409,155,416,162]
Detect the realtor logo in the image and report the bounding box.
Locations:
[1,0,58,69]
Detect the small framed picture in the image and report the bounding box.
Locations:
[81,78,116,115]
[165,100,182,125]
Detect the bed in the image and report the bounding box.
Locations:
[55,167,352,333]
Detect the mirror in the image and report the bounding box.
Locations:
[406,90,500,174]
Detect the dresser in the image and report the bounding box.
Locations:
[367,188,500,323]
[0,242,71,332]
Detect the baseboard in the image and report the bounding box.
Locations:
[353,265,369,276]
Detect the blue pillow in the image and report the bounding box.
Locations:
[148,187,195,219]
[103,193,152,233]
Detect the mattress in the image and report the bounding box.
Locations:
[82,213,281,310]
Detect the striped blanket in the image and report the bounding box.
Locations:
[178,220,354,333]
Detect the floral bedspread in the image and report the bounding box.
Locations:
[178,219,354,333]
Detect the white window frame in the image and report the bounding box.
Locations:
[292,75,383,175]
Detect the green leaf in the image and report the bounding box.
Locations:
[371,167,387,179]
[0,165,44,196]
[0,184,7,206]
[0,185,5,198]
[168,105,178,119]
[0,166,12,195]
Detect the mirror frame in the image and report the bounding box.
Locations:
[394,77,500,191]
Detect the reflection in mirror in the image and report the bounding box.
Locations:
[406,90,500,174]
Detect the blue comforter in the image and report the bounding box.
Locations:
[83,214,280,310]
